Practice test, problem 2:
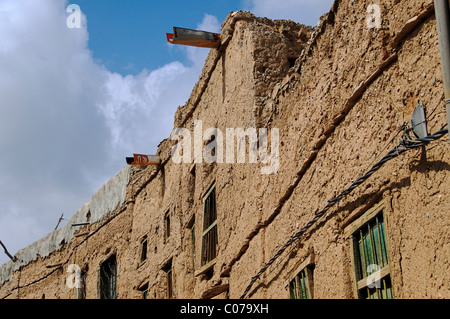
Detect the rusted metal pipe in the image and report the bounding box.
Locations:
[434,0,450,140]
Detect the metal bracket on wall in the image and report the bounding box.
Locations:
[166,27,221,48]
[410,102,428,139]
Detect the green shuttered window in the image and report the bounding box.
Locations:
[289,267,313,299]
[287,255,314,299]
[349,202,393,299]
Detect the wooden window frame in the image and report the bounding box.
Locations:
[139,235,148,265]
[345,201,394,299]
[162,259,174,299]
[286,255,314,299]
[200,183,218,269]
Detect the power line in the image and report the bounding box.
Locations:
[239,127,448,299]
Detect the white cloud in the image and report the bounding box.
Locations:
[0,1,219,265]
[98,13,220,159]
[0,0,327,266]
[185,14,221,68]
[245,0,335,26]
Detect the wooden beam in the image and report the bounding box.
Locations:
[54,213,64,230]
[0,240,17,262]
[357,265,391,290]
[201,283,229,299]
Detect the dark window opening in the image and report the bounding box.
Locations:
[164,210,170,241]
[288,57,297,69]
[100,255,117,299]
[77,268,88,299]
[162,259,174,299]
[203,268,214,281]
[165,211,171,240]
[140,236,148,263]
[166,215,171,238]
[204,135,216,157]
[138,283,149,299]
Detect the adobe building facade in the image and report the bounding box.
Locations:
[1,0,449,299]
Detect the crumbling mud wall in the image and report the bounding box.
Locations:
[229,0,449,299]
[1,0,448,299]
[0,166,131,298]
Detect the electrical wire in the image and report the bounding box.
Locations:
[361,128,403,175]
[239,126,448,299]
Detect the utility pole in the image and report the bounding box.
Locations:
[434,0,450,140]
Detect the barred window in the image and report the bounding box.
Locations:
[99,255,117,299]
[201,185,218,267]
[186,216,196,272]
[347,202,393,299]
[289,267,313,299]
[287,255,314,299]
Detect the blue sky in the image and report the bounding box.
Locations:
[72,0,244,74]
[0,0,334,266]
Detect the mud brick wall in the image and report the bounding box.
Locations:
[1,0,448,299]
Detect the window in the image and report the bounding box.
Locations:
[165,210,171,240]
[162,259,174,299]
[201,185,218,267]
[99,255,117,299]
[287,255,314,299]
[140,236,148,263]
[288,57,297,69]
[346,201,393,299]
[191,222,196,271]
[138,283,149,299]
[289,267,313,299]
[76,268,88,299]
[186,215,196,273]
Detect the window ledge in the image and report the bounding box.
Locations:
[194,258,217,277]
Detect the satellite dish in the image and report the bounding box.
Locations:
[410,103,428,138]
